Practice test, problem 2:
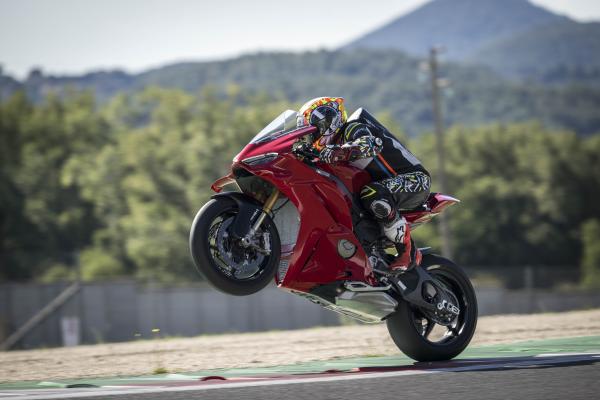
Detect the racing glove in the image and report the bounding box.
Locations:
[319,136,383,164]
[319,145,348,163]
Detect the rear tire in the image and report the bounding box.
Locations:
[386,255,477,361]
[189,197,281,296]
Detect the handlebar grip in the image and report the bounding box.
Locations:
[292,144,318,157]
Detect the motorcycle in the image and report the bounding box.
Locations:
[189,108,477,362]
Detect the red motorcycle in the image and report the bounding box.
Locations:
[190,109,477,361]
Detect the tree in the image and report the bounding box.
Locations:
[68,87,290,281]
[0,91,39,280]
[581,219,600,288]
[413,122,598,268]
[0,90,111,281]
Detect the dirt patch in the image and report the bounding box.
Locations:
[2,309,600,383]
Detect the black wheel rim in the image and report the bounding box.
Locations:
[410,266,471,346]
[206,208,272,282]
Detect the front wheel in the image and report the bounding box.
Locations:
[386,255,478,361]
[189,197,281,296]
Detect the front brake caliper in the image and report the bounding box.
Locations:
[263,232,271,253]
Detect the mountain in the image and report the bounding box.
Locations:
[344,0,566,59]
[344,0,600,83]
[2,49,599,136]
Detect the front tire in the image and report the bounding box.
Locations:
[189,197,281,296]
[386,255,478,361]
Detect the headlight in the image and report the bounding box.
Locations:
[242,153,279,166]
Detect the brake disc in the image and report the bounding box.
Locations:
[216,217,265,279]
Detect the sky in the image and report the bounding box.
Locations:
[1,0,599,79]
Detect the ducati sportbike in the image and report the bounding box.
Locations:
[190,109,477,361]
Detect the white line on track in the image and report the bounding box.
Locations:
[3,353,599,400]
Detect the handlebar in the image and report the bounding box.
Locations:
[292,142,320,164]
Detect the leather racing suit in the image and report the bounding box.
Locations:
[317,108,431,271]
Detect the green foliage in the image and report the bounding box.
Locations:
[581,220,600,289]
[63,87,289,282]
[0,91,37,280]
[413,122,600,266]
[1,90,110,280]
[79,248,124,281]
[473,21,600,84]
[39,263,75,283]
[1,86,599,283]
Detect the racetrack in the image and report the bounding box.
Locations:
[2,349,599,400]
[1,309,600,383]
[121,363,600,400]
[99,362,600,400]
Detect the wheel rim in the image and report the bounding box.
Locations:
[206,209,272,282]
[410,267,471,346]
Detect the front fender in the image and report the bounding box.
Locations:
[211,192,264,238]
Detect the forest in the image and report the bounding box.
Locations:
[1,88,599,285]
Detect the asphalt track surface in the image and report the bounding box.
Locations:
[110,363,600,400]
[2,352,599,400]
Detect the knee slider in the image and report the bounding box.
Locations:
[371,199,394,220]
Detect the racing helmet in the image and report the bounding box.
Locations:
[297,97,347,149]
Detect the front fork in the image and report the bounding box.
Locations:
[239,189,280,252]
[254,189,280,232]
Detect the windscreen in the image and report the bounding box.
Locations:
[250,110,300,144]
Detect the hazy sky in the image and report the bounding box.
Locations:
[1,0,599,78]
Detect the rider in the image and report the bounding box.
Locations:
[296,97,431,273]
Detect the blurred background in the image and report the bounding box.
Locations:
[1,0,599,350]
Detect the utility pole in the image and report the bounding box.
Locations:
[429,47,452,259]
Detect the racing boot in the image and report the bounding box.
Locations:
[383,215,422,273]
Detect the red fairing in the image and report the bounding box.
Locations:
[210,125,457,293]
[211,174,235,193]
[404,193,460,225]
[233,151,376,290]
[430,194,460,213]
[322,164,372,194]
[235,126,316,163]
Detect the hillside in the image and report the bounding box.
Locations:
[2,49,599,136]
[343,0,565,59]
[471,20,600,81]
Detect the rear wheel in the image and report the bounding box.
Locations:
[386,255,478,361]
[189,197,281,296]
